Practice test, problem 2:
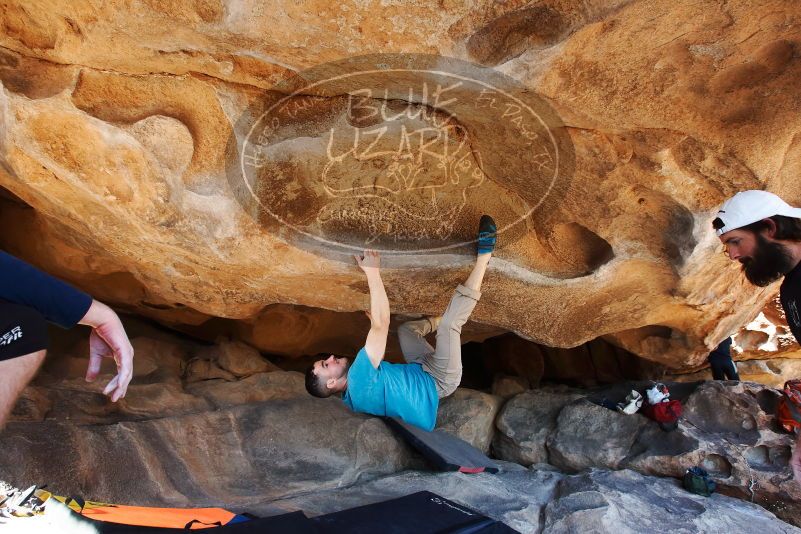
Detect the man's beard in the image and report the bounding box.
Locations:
[334,357,351,380]
[741,234,796,287]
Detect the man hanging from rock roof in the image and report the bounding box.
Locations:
[0,251,134,429]
[304,215,497,431]
[714,190,801,482]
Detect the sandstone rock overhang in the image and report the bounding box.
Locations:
[0,1,799,370]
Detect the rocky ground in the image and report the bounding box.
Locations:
[1,324,799,532]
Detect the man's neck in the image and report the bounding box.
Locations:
[788,242,801,274]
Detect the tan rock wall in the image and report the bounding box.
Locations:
[1,1,799,369]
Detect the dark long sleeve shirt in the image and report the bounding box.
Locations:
[0,251,92,328]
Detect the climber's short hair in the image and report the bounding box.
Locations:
[304,362,333,398]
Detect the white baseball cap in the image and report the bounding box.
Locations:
[714,190,801,236]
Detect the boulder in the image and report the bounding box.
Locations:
[547,399,649,471]
[493,381,801,526]
[542,469,798,534]
[0,398,418,507]
[186,371,307,409]
[492,389,583,465]
[197,339,279,378]
[435,388,503,454]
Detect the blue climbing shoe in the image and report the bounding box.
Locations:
[477,215,497,255]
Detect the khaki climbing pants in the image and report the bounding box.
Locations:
[397,284,481,399]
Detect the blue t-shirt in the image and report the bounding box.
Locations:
[343,347,439,431]
[0,251,92,328]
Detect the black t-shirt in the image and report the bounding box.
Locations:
[0,251,92,328]
[708,337,733,364]
[780,260,801,343]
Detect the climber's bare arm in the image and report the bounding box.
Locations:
[356,250,390,369]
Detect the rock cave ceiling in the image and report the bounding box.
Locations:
[0,0,800,368]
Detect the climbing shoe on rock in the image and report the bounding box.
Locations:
[477,215,497,255]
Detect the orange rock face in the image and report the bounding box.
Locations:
[1,1,799,369]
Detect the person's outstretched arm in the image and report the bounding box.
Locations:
[356,250,390,369]
[0,251,134,402]
[79,300,134,402]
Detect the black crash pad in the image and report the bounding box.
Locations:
[69,492,516,533]
[385,417,499,474]
[311,491,518,534]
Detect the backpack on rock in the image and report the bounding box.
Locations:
[778,379,801,435]
[683,466,716,497]
[642,383,682,431]
[642,399,683,431]
[646,383,670,404]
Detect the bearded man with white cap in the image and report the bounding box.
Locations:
[714,189,801,482]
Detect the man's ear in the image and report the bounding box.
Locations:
[326,377,337,390]
[762,218,778,238]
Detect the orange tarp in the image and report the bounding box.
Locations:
[51,494,237,530]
